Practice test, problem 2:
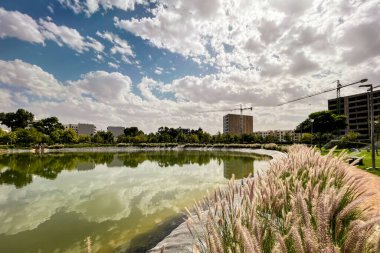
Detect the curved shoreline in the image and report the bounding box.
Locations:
[0,145,285,157]
[147,148,285,253]
[0,146,285,253]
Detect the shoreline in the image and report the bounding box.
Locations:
[0,146,285,252]
[147,148,285,253]
[0,145,284,157]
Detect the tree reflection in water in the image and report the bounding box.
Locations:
[0,151,270,188]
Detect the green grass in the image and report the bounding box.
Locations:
[319,147,380,177]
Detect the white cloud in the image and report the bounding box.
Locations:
[115,0,380,79]
[2,56,380,133]
[0,7,45,44]
[108,62,119,69]
[40,19,104,53]
[1,0,380,133]
[59,0,149,16]
[47,5,54,14]
[0,8,104,54]
[96,31,134,59]
[67,71,135,104]
[154,67,163,75]
[0,59,63,97]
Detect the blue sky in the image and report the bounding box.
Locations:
[0,0,212,84]
[0,0,379,133]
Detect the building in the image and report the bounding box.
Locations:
[253,130,302,143]
[107,126,125,137]
[328,90,380,140]
[64,124,78,132]
[65,123,96,136]
[223,114,253,135]
[77,123,96,136]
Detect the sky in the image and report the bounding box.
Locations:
[0,0,379,134]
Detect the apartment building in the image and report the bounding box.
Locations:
[223,114,253,135]
[254,130,302,142]
[328,90,380,140]
[107,126,125,137]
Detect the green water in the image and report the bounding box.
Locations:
[0,151,270,253]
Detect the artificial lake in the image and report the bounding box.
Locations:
[0,151,270,253]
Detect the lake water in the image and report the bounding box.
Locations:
[0,151,270,253]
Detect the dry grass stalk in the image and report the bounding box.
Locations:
[188,145,380,252]
[85,236,92,253]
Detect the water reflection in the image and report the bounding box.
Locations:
[0,151,269,188]
[0,151,270,253]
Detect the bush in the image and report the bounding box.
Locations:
[263,143,278,150]
[188,146,380,253]
[116,143,129,147]
[48,144,64,149]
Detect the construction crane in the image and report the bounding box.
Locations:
[198,104,253,134]
[277,78,368,108]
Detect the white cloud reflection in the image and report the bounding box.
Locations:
[0,159,224,235]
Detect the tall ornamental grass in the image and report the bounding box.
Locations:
[188,145,380,253]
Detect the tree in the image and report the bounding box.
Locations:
[200,132,211,143]
[375,116,380,141]
[61,129,78,144]
[33,117,64,135]
[124,127,143,137]
[92,132,104,143]
[49,129,63,144]
[176,131,187,143]
[188,134,199,143]
[0,109,34,131]
[78,134,91,143]
[296,110,347,147]
[345,131,359,142]
[284,132,292,143]
[15,128,43,146]
[301,133,313,144]
[94,131,114,144]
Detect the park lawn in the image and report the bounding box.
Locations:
[319,148,380,177]
[355,150,380,176]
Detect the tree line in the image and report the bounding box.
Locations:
[0,108,359,148]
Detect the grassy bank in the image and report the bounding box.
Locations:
[188,146,380,253]
[320,148,380,176]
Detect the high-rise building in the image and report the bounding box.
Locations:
[328,90,380,140]
[107,126,125,137]
[223,114,253,135]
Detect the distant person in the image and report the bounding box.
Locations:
[376,143,379,156]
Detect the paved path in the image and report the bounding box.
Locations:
[346,165,380,218]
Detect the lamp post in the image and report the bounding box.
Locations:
[310,118,314,146]
[359,84,375,169]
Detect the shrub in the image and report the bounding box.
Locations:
[116,143,129,147]
[48,144,64,149]
[263,143,278,150]
[188,146,380,253]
